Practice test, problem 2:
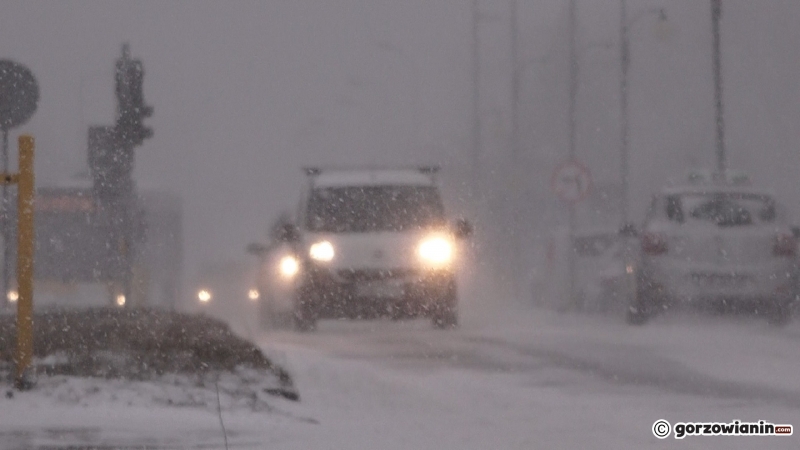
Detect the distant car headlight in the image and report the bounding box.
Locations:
[279,255,300,277]
[197,289,212,303]
[248,289,260,301]
[309,240,335,262]
[418,235,453,265]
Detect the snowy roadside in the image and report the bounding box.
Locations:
[2,336,797,449]
[0,308,300,449]
[0,368,311,449]
[2,304,800,449]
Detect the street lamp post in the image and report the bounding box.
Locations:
[567,0,578,308]
[619,0,630,225]
[471,0,483,195]
[509,0,524,300]
[711,0,725,174]
[619,2,666,225]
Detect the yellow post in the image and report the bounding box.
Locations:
[14,135,34,389]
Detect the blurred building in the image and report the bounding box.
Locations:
[4,178,182,309]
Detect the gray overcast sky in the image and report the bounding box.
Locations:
[0,0,522,278]
[1,1,800,285]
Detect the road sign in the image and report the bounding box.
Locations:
[0,61,39,131]
[551,160,591,204]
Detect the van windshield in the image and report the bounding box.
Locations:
[307,185,446,232]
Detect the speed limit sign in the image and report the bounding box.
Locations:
[551,160,592,204]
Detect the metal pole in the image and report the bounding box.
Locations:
[471,0,483,193]
[568,0,578,163]
[567,0,578,309]
[711,0,725,173]
[510,0,520,166]
[15,135,34,389]
[1,129,8,309]
[619,0,630,225]
[509,0,522,299]
[123,194,133,308]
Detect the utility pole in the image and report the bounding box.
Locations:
[711,0,725,174]
[509,0,522,299]
[567,0,578,308]
[1,130,8,308]
[619,4,666,225]
[471,0,483,194]
[510,0,520,168]
[619,0,630,225]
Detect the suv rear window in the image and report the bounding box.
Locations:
[665,193,776,227]
[306,185,446,232]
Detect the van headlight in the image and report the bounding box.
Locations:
[417,236,453,265]
[197,289,212,303]
[279,255,300,277]
[309,240,335,262]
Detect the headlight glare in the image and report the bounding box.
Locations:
[197,289,212,303]
[309,240,335,261]
[279,255,300,277]
[418,236,453,265]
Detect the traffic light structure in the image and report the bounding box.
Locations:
[88,43,152,306]
[115,44,153,149]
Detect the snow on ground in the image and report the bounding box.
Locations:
[469,305,800,397]
[1,302,800,449]
[250,310,800,450]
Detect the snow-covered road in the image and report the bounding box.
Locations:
[2,304,799,449]
[254,307,800,449]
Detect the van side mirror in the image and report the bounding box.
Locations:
[278,223,301,243]
[619,222,638,238]
[453,218,473,239]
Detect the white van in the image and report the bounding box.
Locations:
[255,167,471,331]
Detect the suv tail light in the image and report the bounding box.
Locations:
[641,232,668,255]
[773,233,797,257]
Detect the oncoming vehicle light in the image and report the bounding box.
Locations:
[7,290,18,303]
[309,240,335,262]
[279,255,300,277]
[116,294,126,307]
[197,289,212,303]
[418,235,453,265]
[248,289,260,301]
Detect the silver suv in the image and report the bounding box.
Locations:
[256,166,471,331]
[628,175,797,325]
